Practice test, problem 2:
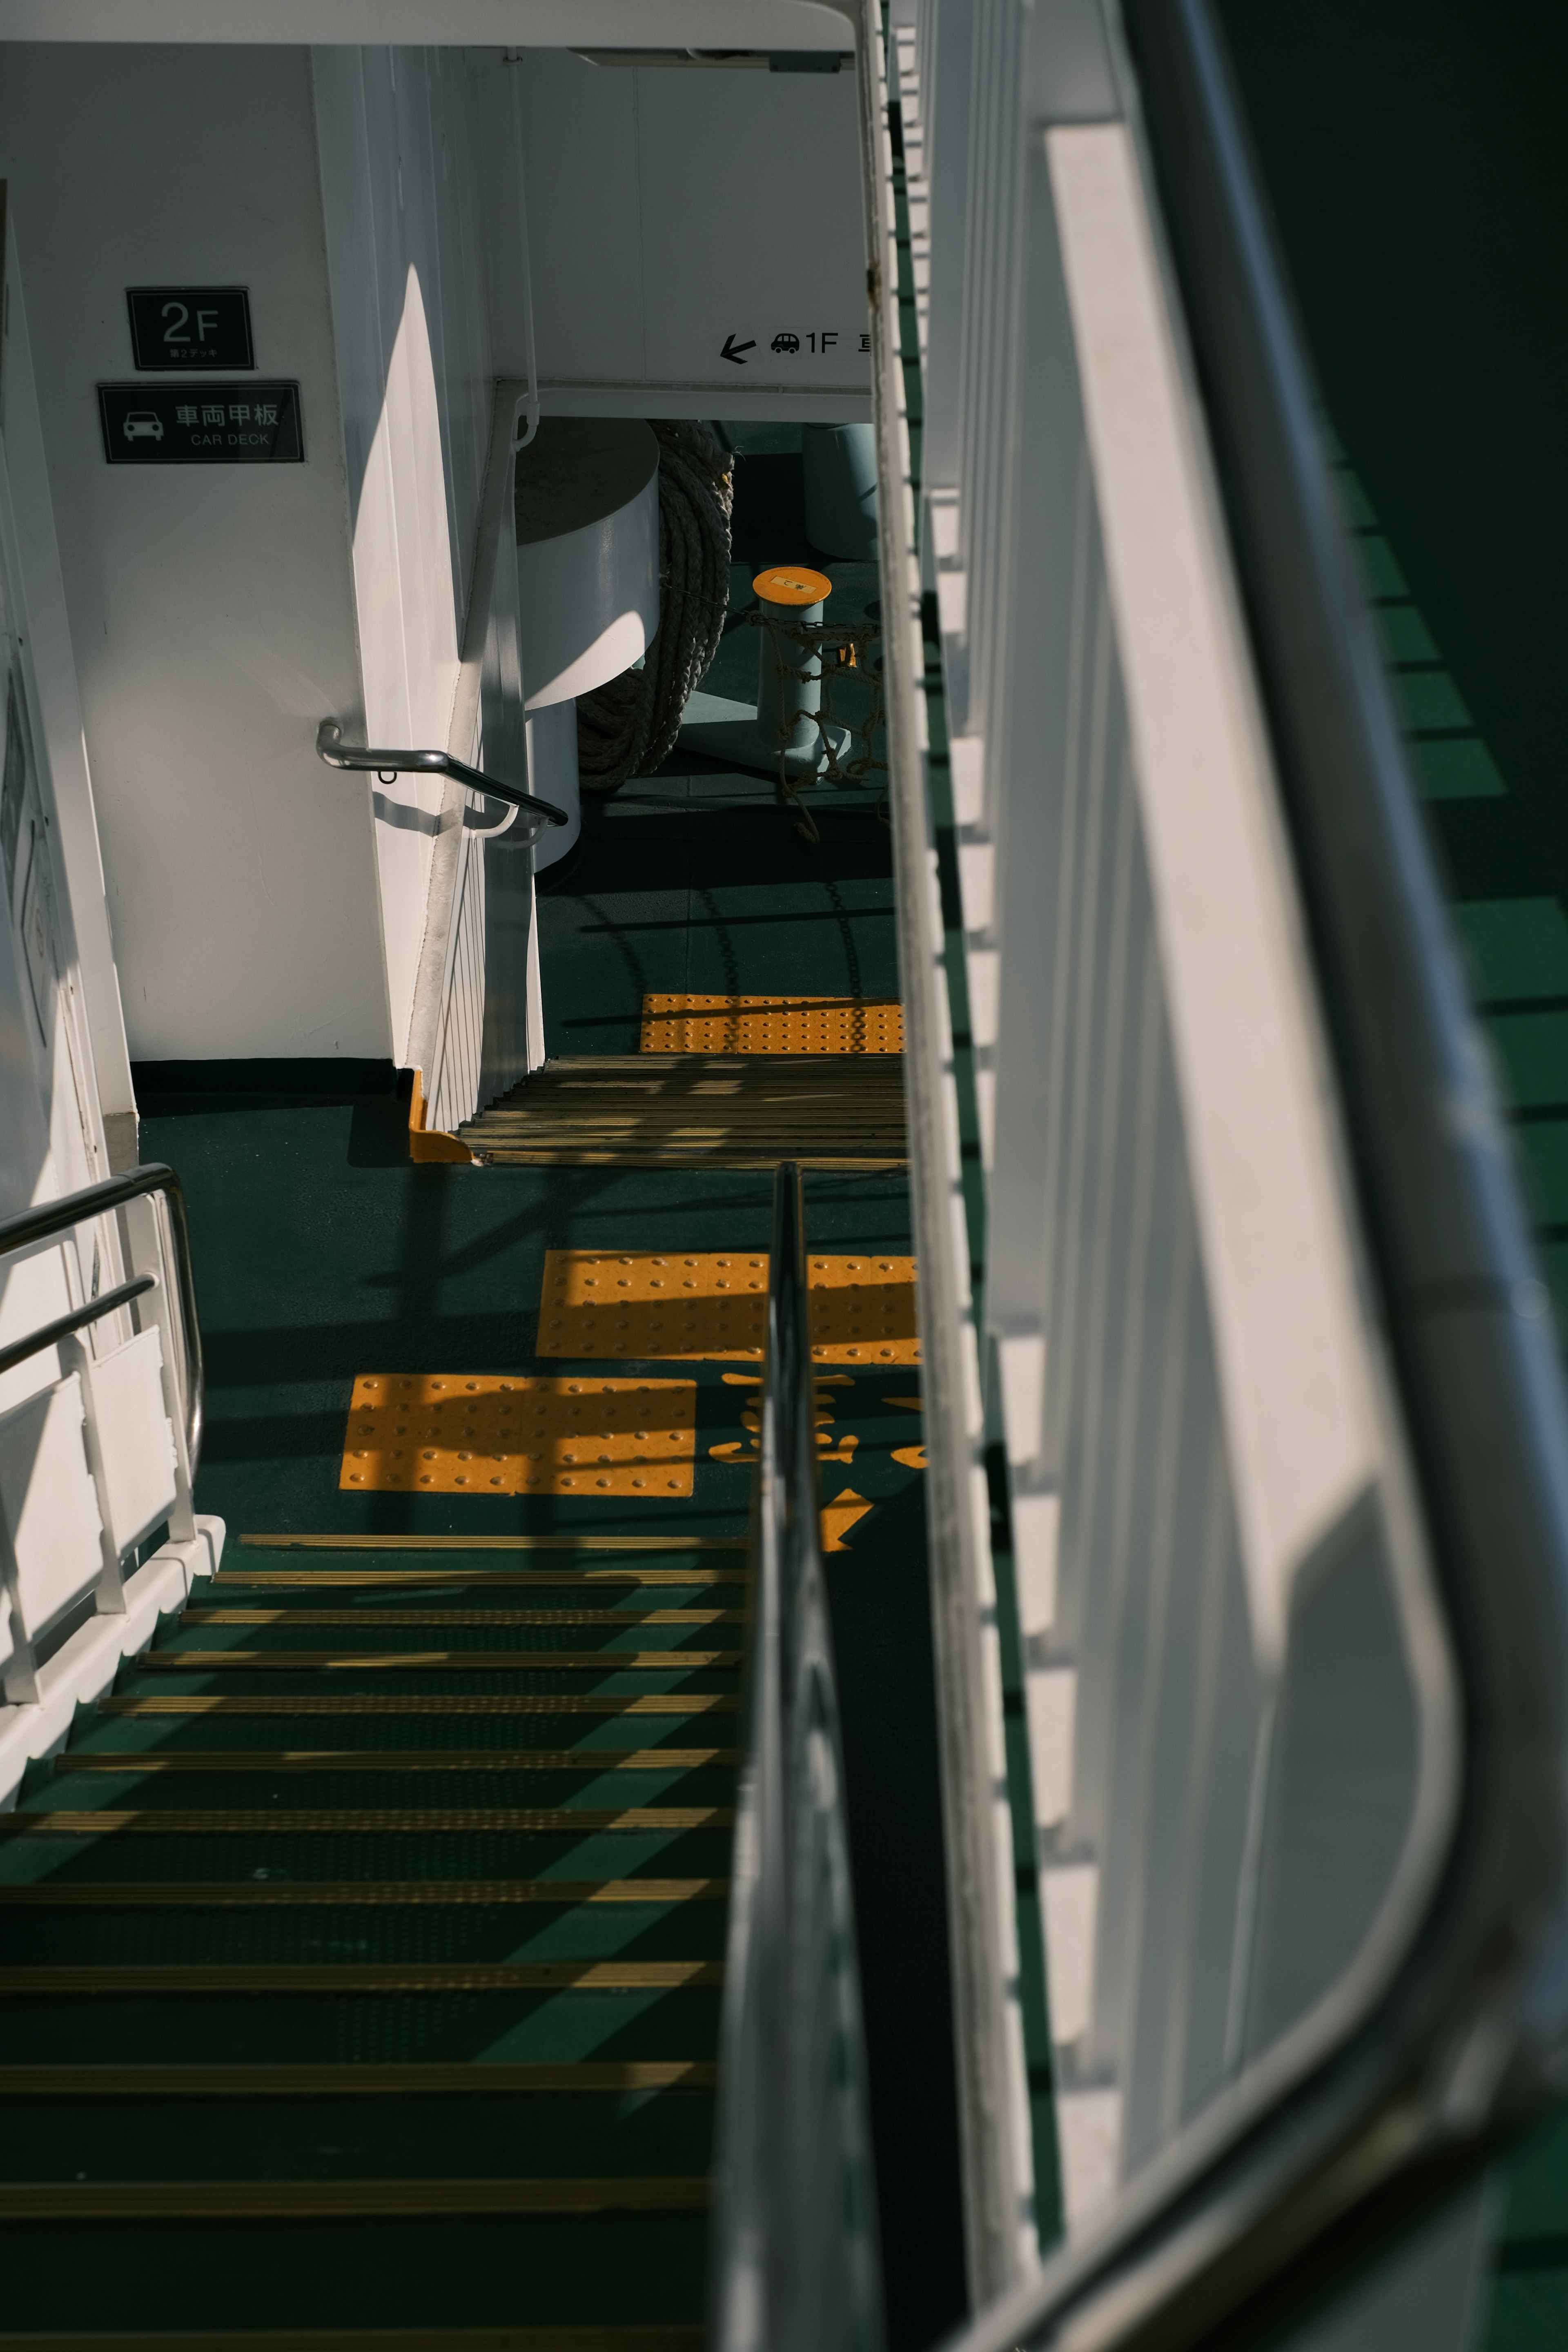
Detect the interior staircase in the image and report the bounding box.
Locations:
[0,1534,744,2346]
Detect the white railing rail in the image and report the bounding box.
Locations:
[863,0,1568,2344]
[710,1164,884,2352]
[0,1164,223,1791]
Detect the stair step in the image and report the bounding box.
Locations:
[0,2326,700,2350]
[0,1962,722,1996]
[179,1610,743,1627]
[130,1650,742,1673]
[3,1807,732,1838]
[0,2062,716,2095]
[0,1880,728,1909]
[459,1053,907,1166]
[0,2177,708,2219]
[99,1695,739,1717]
[54,1751,737,1775]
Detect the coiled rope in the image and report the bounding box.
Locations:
[576,420,734,797]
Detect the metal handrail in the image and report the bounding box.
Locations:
[710,1163,884,2352]
[933,2,1568,2348]
[0,1274,157,1381]
[0,1164,205,1475]
[315,719,568,831]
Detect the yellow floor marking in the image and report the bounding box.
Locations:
[892,1444,929,1470]
[340,1374,696,1497]
[537,1250,919,1364]
[640,993,903,1054]
[708,1434,857,1467]
[821,1490,874,1552]
[884,1394,923,1411]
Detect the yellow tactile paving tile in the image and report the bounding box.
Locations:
[340,1374,696,1497]
[639,993,903,1055]
[537,1250,920,1364]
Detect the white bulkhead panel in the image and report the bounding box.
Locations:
[311,45,500,1065]
[0,45,385,1065]
[495,50,871,419]
[84,1324,178,1559]
[0,1372,105,1660]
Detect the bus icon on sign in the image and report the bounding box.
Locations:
[121,410,164,442]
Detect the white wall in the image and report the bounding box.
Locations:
[493,51,872,422]
[0,207,129,1416]
[0,45,386,1064]
[312,46,499,1063]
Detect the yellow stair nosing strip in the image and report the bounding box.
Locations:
[0,2331,700,2352]
[178,1610,744,1628]
[2,1806,734,1838]
[57,1749,738,1774]
[0,2061,718,2095]
[236,1535,748,1550]
[97,1696,738,1716]
[0,2176,709,2218]
[0,1962,723,1994]
[0,1878,730,1909]
[132,1650,740,1672]
[213,1572,746,1587]
[181,1613,742,1629]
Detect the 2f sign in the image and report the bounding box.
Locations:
[127,288,255,372]
[165,301,220,349]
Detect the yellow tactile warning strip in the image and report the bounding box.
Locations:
[339,1374,697,1496]
[537,1250,919,1363]
[639,994,903,1055]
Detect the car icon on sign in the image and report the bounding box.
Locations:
[122,410,164,441]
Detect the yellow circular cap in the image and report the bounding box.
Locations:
[753,565,833,607]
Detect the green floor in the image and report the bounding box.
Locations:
[1,535,964,2339]
[1221,3,1568,2340]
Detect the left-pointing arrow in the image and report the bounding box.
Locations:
[721,334,756,365]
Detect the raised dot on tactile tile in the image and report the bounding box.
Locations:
[633,1478,647,1489]
[350,1474,362,1483]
